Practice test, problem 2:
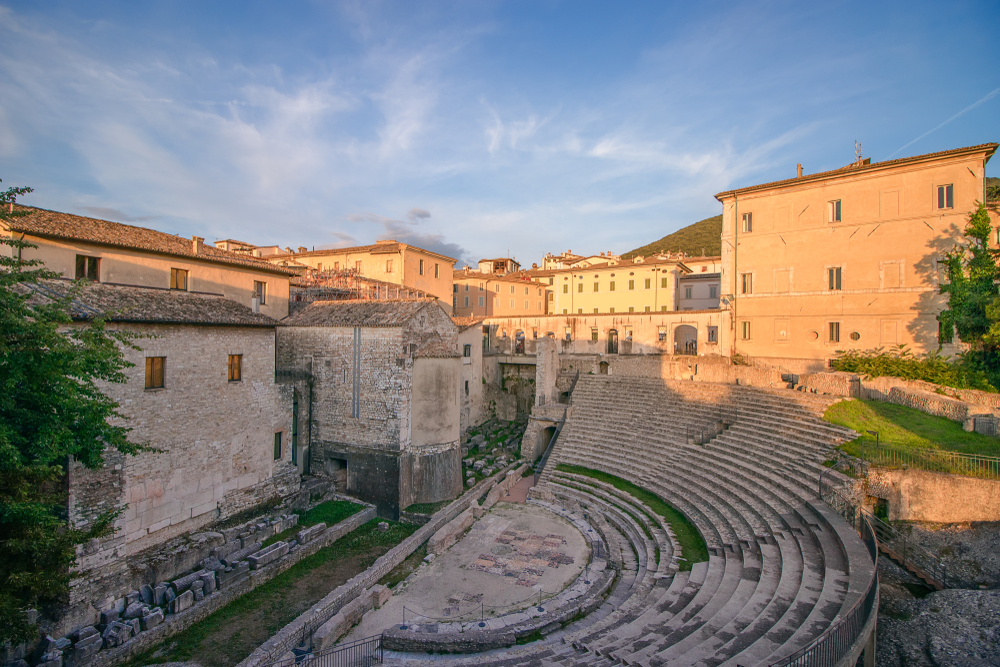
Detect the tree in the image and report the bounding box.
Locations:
[0,183,147,644]
[938,201,1000,388]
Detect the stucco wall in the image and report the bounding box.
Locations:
[412,357,460,448]
[869,468,1000,522]
[457,326,485,434]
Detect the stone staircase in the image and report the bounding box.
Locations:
[383,375,875,667]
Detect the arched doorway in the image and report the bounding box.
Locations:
[674,325,698,355]
[607,329,619,354]
[599,361,610,375]
[514,330,526,354]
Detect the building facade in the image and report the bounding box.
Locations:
[2,206,295,319]
[716,143,998,372]
[264,240,456,310]
[452,269,551,317]
[678,256,722,311]
[454,317,487,435]
[277,299,462,519]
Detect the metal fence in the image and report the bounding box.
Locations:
[268,635,382,667]
[856,441,1000,479]
[770,505,878,667]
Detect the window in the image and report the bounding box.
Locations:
[609,307,615,313]
[645,278,650,289]
[75,255,100,281]
[419,259,424,275]
[562,309,568,314]
[452,296,457,308]
[685,286,693,299]
[661,305,668,312]
[829,322,841,343]
[274,432,282,460]
[386,259,393,273]
[254,280,267,305]
[578,308,583,314]
[524,287,529,295]
[549,278,554,285]
[464,296,469,307]
[593,308,599,313]
[628,280,635,290]
[479,283,484,291]
[334,261,340,270]
[609,281,616,291]
[628,306,635,313]
[464,284,469,292]
[228,354,242,382]
[495,284,500,292]
[937,184,954,209]
[355,260,362,272]
[661,277,668,288]
[509,299,515,308]
[463,344,472,357]
[563,284,568,293]
[170,268,188,290]
[478,296,484,307]
[510,286,515,294]
[591,328,599,342]
[524,300,529,309]
[828,267,842,290]
[464,380,469,396]
[577,283,583,293]
[453,284,458,293]
[593,282,599,292]
[708,326,718,342]
[741,212,753,233]
[564,327,572,341]
[741,321,751,340]
[658,326,667,342]
[741,273,753,294]
[709,285,718,299]
[644,306,650,312]
[828,200,842,223]
[434,263,440,278]
[145,357,165,389]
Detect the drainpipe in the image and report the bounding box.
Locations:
[732,195,739,358]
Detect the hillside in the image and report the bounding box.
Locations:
[622,214,722,259]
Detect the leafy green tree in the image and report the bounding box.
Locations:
[0,183,147,644]
[938,202,1000,388]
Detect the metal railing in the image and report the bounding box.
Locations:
[770,501,878,666]
[268,635,382,667]
[855,442,1000,479]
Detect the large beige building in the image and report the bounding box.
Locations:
[264,240,456,310]
[716,143,998,372]
[533,256,690,315]
[452,268,551,317]
[2,206,295,319]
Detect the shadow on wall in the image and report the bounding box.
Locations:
[907,220,965,352]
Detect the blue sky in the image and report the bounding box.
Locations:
[1,1,998,267]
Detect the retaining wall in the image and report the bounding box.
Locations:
[867,469,1000,522]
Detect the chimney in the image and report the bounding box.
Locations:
[796,163,803,178]
[192,236,204,254]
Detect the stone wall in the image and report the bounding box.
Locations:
[551,353,784,387]
[866,468,1000,522]
[65,323,297,637]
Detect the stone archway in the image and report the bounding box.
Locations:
[674,325,698,356]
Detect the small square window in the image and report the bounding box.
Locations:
[463,344,472,358]
[253,280,267,305]
[609,281,616,291]
[628,306,635,313]
[609,307,615,313]
[593,308,599,313]
[170,268,188,290]
[593,282,599,292]
[562,284,568,293]
[828,267,842,290]
[591,328,598,341]
[628,280,635,290]
[145,357,165,389]
[274,432,282,460]
[829,322,841,343]
[386,259,394,273]
[741,273,753,294]
[228,354,242,382]
[661,277,668,288]
[685,286,693,299]
[644,278,650,289]
[741,212,753,233]
[75,255,100,281]
[658,326,667,342]
[937,184,954,209]
[828,200,842,223]
[577,308,583,314]
[644,306,651,312]
[708,326,718,342]
[578,283,583,293]
[709,285,718,299]
[661,305,667,312]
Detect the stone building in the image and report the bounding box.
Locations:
[1,206,295,319]
[24,280,297,635]
[453,317,487,435]
[715,142,998,372]
[277,299,462,519]
[477,257,521,274]
[451,269,550,317]
[263,240,456,311]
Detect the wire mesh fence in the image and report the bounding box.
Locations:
[856,442,1000,479]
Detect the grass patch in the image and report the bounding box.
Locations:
[262,500,364,547]
[824,399,1000,457]
[515,629,545,645]
[131,519,417,667]
[378,543,427,589]
[402,500,451,516]
[555,464,708,571]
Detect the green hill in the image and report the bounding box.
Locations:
[622,214,722,259]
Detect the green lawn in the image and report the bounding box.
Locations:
[262,500,364,547]
[824,399,1000,458]
[555,464,709,571]
[402,499,451,516]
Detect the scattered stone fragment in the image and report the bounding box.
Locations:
[140,607,163,631]
[139,584,154,605]
[296,523,326,545]
[377,522,389,533]
[198,570,217,594]
[153,583,169,606]
[164,587,176,604]
[99,609,119,627]
[37,650,62,667]
[100,621,132,649]
[123,602,144,620]
[125,591,141,605]
[168,590,194,614]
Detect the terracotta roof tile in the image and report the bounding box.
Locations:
[414,334,460,358]
[281,298,439,327]
[452,315,486,331]
[715,143,998,200]
[7,205,296,276]
[23,280,278,327]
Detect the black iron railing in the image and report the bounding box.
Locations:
[854,442,1000,479]
[770,502,878,666]
[268,634,382,667]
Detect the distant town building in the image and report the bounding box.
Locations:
[541,250,621,270]
[477,257,521,274]
[452,268,550,317]
[2,206,295,319]
[716,142,998,372]
[678,256,722,310]
[453,316,487,435]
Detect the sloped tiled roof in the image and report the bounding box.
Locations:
[451,315,486,332]
[414,334,461,358]
[715,143,998,200]
[23,280,278,327]
[281,298,438,327]
[6,205,295,276]
[268,240,457,263]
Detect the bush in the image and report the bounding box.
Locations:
[831,345,996,392]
